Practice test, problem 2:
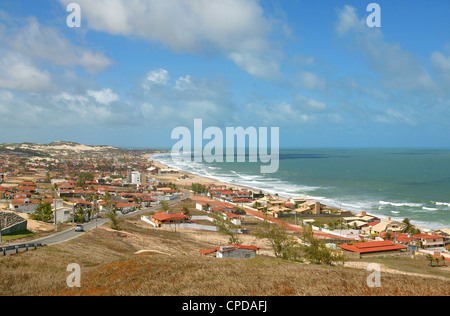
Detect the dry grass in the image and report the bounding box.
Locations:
[0,218,449,296]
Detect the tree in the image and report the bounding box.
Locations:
[182,205,190,216]
[191,183,207,194]
[212,212,241,245]
[253,219,302,261]
[160,201,170,212]
[107,208,121,231]
[299,223,347,266]
[441,255,447,267]
[426,254,434,267]
[31,202,53,222]
[77,171,94,188]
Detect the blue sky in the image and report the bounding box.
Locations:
[0,0,449,149]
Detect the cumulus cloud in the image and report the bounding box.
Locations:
[139,69,234,126]
[294,94,327,111]
[143,69,170,87]
[5,17,112,74]
[57,0,285,79]
[87,88,120,105]
[0,50,53,92]
[245,102,313,126]
[431,51,450,83]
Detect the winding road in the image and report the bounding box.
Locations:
[1,192,191,255]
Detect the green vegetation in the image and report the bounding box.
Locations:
[1,230,35,242]
[212,212,241,245]
[190,182,208,194]
[253,219,302,261]
[31,202,53,222]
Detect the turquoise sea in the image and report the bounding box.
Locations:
[151,148,450,230]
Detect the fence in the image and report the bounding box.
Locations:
[1,243,45,256]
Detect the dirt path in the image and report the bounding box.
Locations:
[344,261,450,282]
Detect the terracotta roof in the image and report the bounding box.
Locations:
[413,234,443,240]
[152,212,189,222]
[338,240,407,253]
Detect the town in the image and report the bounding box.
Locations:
[0,142,449,296]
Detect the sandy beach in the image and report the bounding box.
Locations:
[149,156,280,198]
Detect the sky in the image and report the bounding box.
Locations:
[0,0,449,149]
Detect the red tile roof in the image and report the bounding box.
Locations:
[338,240,407,253]
[413,234,443,240]
[152,212,189,222]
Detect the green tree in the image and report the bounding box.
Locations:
[300,223,347,266]
[253,219,302,261]
[31,202,53,222]
[182,205,190,216]
[77,171,94,188]
[107,208,121,231]
[212,212,241,245]
[426,254,434,266]
[160,201,170,212]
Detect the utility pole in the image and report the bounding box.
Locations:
[54,198,57,232]
[0,213,3,244]
[94,199,98,229]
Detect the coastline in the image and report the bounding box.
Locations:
[148,153,445,233]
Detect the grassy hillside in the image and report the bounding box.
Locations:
[0,216,448,296]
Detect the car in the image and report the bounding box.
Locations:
[75,225,84,232]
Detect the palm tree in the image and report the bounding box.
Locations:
[402,218,412,233]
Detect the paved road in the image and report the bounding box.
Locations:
[0,192,190,255]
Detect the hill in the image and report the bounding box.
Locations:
[0,141,119,157]
[0,214,448,296]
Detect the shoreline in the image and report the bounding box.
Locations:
[148,153,444,233]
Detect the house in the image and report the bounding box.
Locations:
[362,217,406,235]
[293,201,325,215]
[151,211,190,227]
[412,234,445,249]
[338,240,407,254]
[199,244,260,259]
[55,207,73,224]
[9,199,40,213]
[379,232,413,244]
[114,202,140,214]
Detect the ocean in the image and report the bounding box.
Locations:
[151,148,450,230]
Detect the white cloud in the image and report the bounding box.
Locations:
[174,75,193,91]
[0,50,53,92]
[6,17,112,74]
[139,69,235,126]
[335,5,435,91]
[58,0,284,79]
[295,94,327,111]
[431,51,450,83]
[246,102,313,126]
[299,71,326,90]
[335,5,360,36]
[374,109,416,125]
[87,88,119,105]
[143,69,170,88]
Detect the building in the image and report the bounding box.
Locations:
[199,244,260,259]
[151,211,190,227]
[9,199,40,214]
[412,234,445,249]
[338,240,407,255]
[127,171,143,185]
[362,217,406,235]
